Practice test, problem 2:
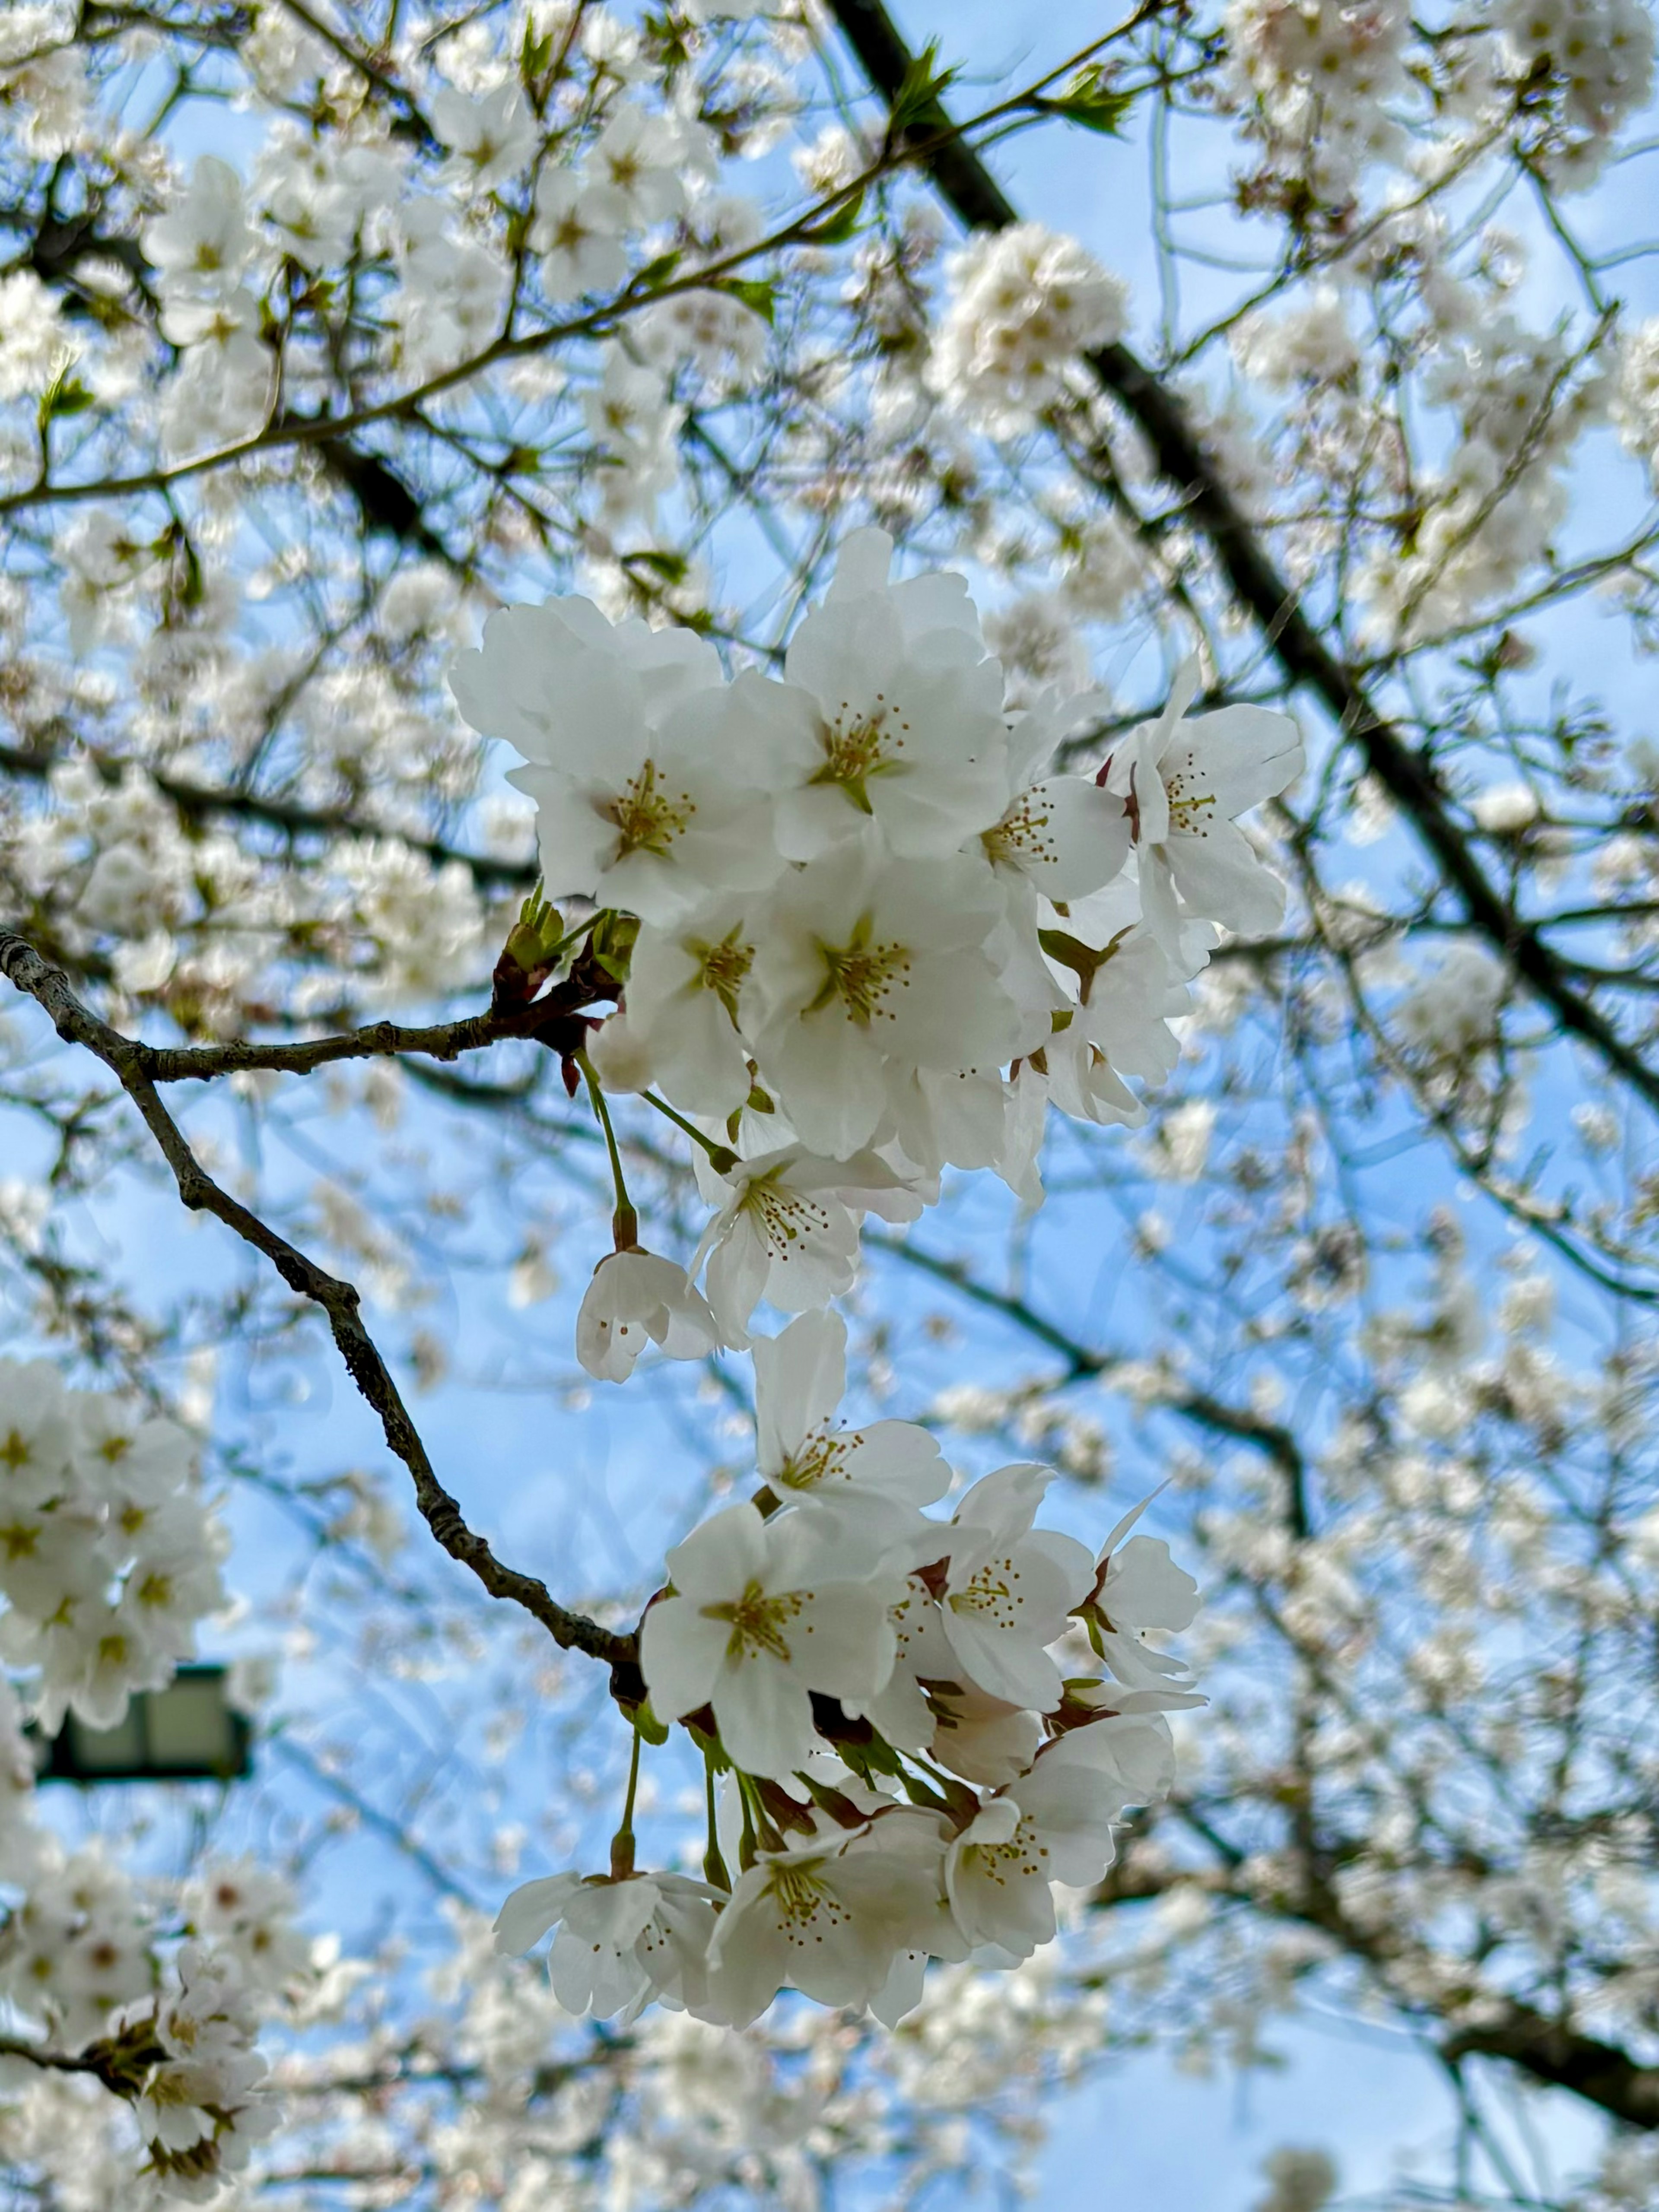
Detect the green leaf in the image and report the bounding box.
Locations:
[718,276,775,326]
[588,909,639,986]
[502,884,566,977]
[625,548,690,585]
[631,247,683,295]
[890,37,958,133]
[1038,66,1135,137]
[520,20,555,78]
[38,364,92,431]
[798,188,864,248]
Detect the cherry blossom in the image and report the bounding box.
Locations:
[933,1466,1097,1712]
[494,1869,721,2021]
[691,1147,924,1336]
[761,527,1014,862]
[6,0,1645,2192]
[933,224,1128,430]
[452,604,781,925]
[1103,663,1304,952]
[622,900,760,1118]
[944,1740,1125,1958]
[639,1500,903,1777]
[748,843,1030,1156]
[752,1310,948,1519]
[705,1827,946,2025]
[575,1250,725,1383]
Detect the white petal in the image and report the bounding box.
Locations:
[712,1657,816,1779]
[640,1594,730,1719]
[754,1311,847,1476]
[665,1499,767,1599]
[493,1871,582,1955]
[788,1582,897,1702]
[938,1604,1065,1712]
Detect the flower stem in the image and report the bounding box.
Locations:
[639,1089,738,1177]
[577,1051,638,1248]
[702,1749,731,1893]
[610,1720,642,1880]
[734,1769,760,1873]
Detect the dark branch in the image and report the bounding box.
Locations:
[0,931,636,1682]
[867,1228,1311,1536]
[826,0,1659,1121]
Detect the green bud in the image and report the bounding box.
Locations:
[503,884,565,974]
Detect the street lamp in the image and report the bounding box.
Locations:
[34,1666,253,1784]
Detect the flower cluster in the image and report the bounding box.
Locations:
[1614,317,1659,485]
[499,1346,1201,2028]
[1223,0,1412,197]
[932,223,1127,432]
[140,154,277,459]
[1496,0,1655,188]
[454,529,1302,1376]
[0,1359,228,1734]
[0,1866,282,2198]
[0,1775,302,2196]
[126,1944,280,2197]
[1355,312,1605,643]
[453,536,1302,2027]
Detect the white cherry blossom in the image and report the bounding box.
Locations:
[451,592,720,767]
[934,1466,1096,1713]
[532,167,629,298]
[0,1359,74,1508]
[760,528,1014,861]
[982,694,1131,905]
[142,155,255,296]
[691,1146,924,1336]
[451,600,784,924]
[623,899,758,1119]
[1088,1522,1204,1694]
[494,1869,719,2020]
[944,1737,1125,1958]
[933,223,1128,430]
[1056,876,1208,1088]
[575,1249,724,1383]
[640,1500,903,1778]
[749,842,1030,1157]
[928,1683,1043,1788]
[1103,662,1303,951]
[589,101,700,230]
[431,82,536,192]
[752,1310,948,1520]
[705,1826,946,2025]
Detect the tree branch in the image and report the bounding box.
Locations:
[0,932,639,1686]
[0,2035,125,2087]
[825,0,1659,1122]
[1090,1827,1659,2129]
[867,1228,1311,1536]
